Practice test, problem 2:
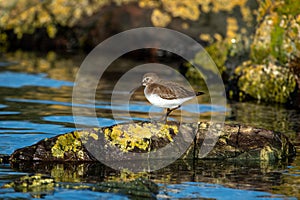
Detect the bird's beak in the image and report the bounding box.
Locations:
[142,80,146,86]
[129,85,142,94]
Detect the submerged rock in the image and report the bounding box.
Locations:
[9,121,296,163]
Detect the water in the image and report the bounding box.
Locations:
[0,51,299,199]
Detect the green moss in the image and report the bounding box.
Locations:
[181,42,228,86]
[250,46,270,64]
[270,24,286,64]
[251,0,300,65]
[276,0,300,16]
[236,62,296,103]
[204,41,228,74]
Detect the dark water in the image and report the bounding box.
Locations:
[0,51,299,199]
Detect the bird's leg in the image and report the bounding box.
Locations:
[160,109,169,123]
[161,105,181,122]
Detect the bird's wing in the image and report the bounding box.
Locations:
[150,83,195,100]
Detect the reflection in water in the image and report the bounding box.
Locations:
[0,71,73,88]
[0,51,299,199]
[5,159,297,199]
[228,101,300,138]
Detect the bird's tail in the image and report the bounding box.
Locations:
[196,91,205,96]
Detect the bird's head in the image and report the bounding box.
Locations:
[142,73,159,86]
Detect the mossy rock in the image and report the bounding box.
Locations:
[251,6,300,64]
[228,61,296,103]
[227,0,300,105]
[9,122,183,162]
[9,121,296,163]
[9,128,100,162]
[189,122,295,161]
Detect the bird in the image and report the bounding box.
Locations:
[133,72,204,121]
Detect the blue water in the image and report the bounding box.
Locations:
[0,71,73,88]
[160,182,297,200]
[0,56,298,199]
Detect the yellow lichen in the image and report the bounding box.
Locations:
[77,150,85,160]
[51,133,82,158]
[90,132,99,140]
[139,0,160,8]
[103,123,179,152]
[151,9,171,27]
[73,130,99,144]
[127,124,152,138]
[162,0,200,21]
[226,17,238,40]
[199,33,212,42]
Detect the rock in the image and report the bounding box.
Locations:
[0,154,10,164]
[250,13,300,65]
[227,1,300,104]
[228,60,296,103]
[9,129,99,162]
[2,1,258,52]
[9,121,296,163]
[190,122,296,161]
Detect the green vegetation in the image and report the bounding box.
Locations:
[250,0,300,65]
[235,62,296,103]
[231,0,300,103]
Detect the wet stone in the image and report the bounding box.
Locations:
[8,121,296,163]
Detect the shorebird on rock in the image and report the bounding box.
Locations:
[132,73,204,121]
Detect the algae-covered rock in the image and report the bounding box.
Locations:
[251,5,300,64]
[9,121,183,162]
[9,121,296,163]
[103,122,179,152]
[188,122,296,161]
[9,129,100,162]
[228,61,296,103]
[226,0,300,104]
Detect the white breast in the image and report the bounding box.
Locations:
[144,92,194,109]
